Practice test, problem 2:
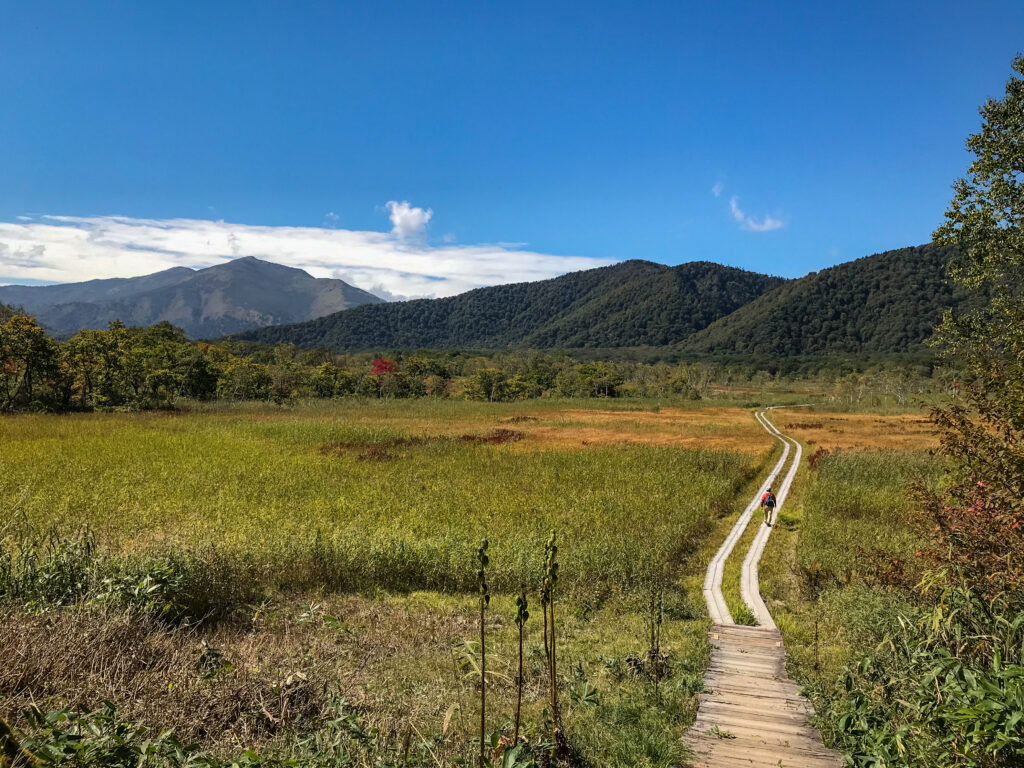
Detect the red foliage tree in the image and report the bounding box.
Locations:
[370,359,398,376]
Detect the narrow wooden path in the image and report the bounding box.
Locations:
[686,409,842,768]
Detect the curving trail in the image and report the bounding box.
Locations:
[701,409,791,625]
[740,410,803,629]
[686,408,841,767]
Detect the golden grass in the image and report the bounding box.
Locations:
[517,406,772,453]
[776,411,939,451]
[164,400,773,454]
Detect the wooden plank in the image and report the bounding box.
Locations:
[692,714,828,742]
[698,698,813,722]
[687,738,843,766]
[702,677,806,696]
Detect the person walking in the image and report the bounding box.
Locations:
[760,487,777,526]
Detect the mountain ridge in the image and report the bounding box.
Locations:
[233,244,967,355]
[679,243,965,356]
[233,260,788,349]
[5,246,968,357]
[0,257,383,338]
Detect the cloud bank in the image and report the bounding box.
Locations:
[0,212,616,300]
[728,196,785,233]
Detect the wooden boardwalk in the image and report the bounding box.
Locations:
[685,624,842,767]
[687,410,842,768]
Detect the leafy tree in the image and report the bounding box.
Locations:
[216,360,273,401]
[926,54,1024,598]
[464,368,509,402]
[555,362,624,397]
[0,313,57,410]
[308,362,346,397]
[0,302,25,323]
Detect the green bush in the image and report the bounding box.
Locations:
[821,585,1024,766]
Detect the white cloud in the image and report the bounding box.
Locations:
[0,213,616,300]
[711,181,724,197]
[728,196,785,233]
[386,200,433,239]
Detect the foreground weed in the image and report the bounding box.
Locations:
[732,604,758,626]
[513,588,529,746]
[477,540,490,768]
[541,531,562,761]
[704,724,736,740]
[647,583,666,698]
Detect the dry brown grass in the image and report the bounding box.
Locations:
[298,403,771,456]
[0,598,468,756]
[519,407,770,453]
[777,411,939,451]
[0,589,697,763]
[0,606,334,753]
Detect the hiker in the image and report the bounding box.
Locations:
[761,487,777,526]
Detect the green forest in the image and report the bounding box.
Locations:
[235,260,785,350]
[680,243,971,356]
[234,244,969,356]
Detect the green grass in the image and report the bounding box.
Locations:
[2,398,783,767]
[0,401,761,601]
[794,449,936,590]
[758,447,943,744]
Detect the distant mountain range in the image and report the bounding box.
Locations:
[233,260,787,349]
[0,257,382,338]
[234,244,966,356]
[2,244,968,357]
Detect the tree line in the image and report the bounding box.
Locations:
[0,303,946,412]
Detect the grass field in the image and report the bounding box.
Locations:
[1,398,780,767]
[1,399,772,597]
[0,397,951,766]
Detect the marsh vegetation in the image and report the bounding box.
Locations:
[1,398,779,768]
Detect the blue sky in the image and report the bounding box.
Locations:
[1,1,1022,297]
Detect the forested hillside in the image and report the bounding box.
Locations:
[235,260,786,349]
[680,243,967,356]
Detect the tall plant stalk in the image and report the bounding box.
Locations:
[477,539,490,768]
[513,587,529,745]
[543,531,560,758]
[653,585,663,698]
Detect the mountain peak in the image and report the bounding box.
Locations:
[0,258,382,338]
[216,256,303,272]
